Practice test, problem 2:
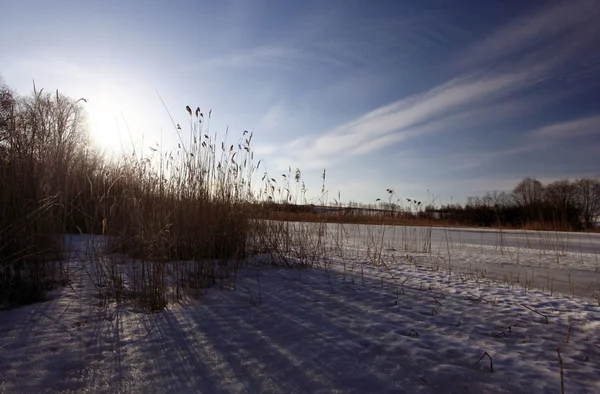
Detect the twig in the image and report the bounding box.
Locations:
[476,352,494,373]
[557,348,565,394]
[361,264,364,286]
[521,303,549,324]
[256,272,262,305]
[564,325,571,344]
[466,291,490,303]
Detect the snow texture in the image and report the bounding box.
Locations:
[1,229,600,393]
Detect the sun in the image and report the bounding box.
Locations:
[84,90,128,155]
[81,80,177,159]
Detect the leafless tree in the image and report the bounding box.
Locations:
[545,180,576,206]
[513,177,544,207]
[573,178,600,228]
[482,191,511,210]
[15,87,88,162]
[0,76,16,144]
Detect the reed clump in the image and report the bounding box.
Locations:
[91,106,259,309]
[0,80,83,307]
[0,78,263,310]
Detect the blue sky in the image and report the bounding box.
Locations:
[2,0,600,205]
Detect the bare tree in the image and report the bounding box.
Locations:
[486,191,511,209]
[574,178,600,228]
[512,177,545,222]
[513,177,544,207]
[544,180,577,226]
[16,87,88,164]
[545,180,576,206]
[0,76,16,144]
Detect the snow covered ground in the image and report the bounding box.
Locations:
[1,228,600,393]
[330,223,600,254]
[330,224,600,300]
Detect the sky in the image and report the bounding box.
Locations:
[1,0,600,206]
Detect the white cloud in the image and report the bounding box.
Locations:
[284,69,539,164]
[416,112,600,174]
[455,0,599,69]
[271,0,599,173]
[257,104,288,131]
[253,144,278,156]
[529,115,600,141]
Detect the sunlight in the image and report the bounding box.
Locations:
[82,81,175,159]
[2,0,600,391]
[85,88,129,155]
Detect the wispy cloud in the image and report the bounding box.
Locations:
[455,0,599,70]
[257,103,289,131]
[196,45,314,73]
[281,68,542,167]
[272,0,599,173]
[529,115,600,141]
[422,113,600,174]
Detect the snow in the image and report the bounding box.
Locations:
[331,223,600,256]
[1,228,600,393]
[332,224,600,299]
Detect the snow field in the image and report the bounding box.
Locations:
[1,229,600,393]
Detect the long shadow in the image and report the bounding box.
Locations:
[2,255,534,393]
[152,308,241,393]
[181,298,336,393]
[186,268,431,393]
[0,289,95,392]
[236,266,541,388]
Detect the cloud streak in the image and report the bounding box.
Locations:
[283,68,543,167]
[529,115,600,141]
[455,0,599,70]
[272,0,599,173]
[3,0,598,203]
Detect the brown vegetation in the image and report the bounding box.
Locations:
[1,75,598,311]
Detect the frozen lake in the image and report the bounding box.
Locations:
[325,223,600,254]
[310,223,600,300]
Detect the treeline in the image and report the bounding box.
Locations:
[256,177,600,231]
[432,178,600,230]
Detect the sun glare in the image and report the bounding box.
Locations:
[84,91,128,155]
[83,82,168,159]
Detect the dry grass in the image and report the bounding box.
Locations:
[0,79,337,311]
[0,80,263,310]
[1,77,596,313]
[258,210,444,226]
[85,105,260,310]
[0,82,79,306]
